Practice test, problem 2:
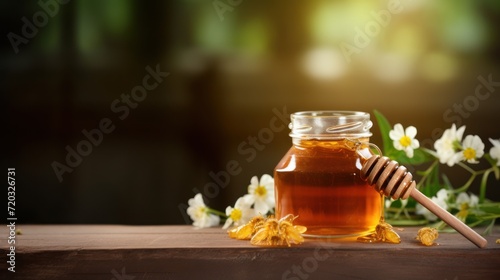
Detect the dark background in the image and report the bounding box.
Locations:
[2,0,500,225]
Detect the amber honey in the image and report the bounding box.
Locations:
[275,139,381,237]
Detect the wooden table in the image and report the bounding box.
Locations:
[1,225,500,280]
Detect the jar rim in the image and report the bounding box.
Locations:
[292,111,370,118]
[289,110,372,139]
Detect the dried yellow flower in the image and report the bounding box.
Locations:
[250,216,282,246]
[375,221,401,244]
[496,239,500,244]
[251,214,307,247]
[278,218,307,247]
[227,216,265,240]
[228,214,307,247]
[416,227,439,246]
[357,219,401,244]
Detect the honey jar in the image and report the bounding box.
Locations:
[274,111,382,237]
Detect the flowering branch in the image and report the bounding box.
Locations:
[186,174,276,229]
[374,110,500,232]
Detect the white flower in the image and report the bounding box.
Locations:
[389,123,420,158]
[452,135,484,164]
[244,174,275,214]
[434,124,466,166]
[489,138,500,166]
[455,192,479,220]
[222,197,255,229]
[416,189,449,221]
[187,194,220,228]
[455,192,479,209]
[435,188,450,201]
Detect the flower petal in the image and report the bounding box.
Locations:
[260,174,274,186]
[254,200,269,215]
[251,175,260,185]
[389,124,404,140]
[455,192,469,206]
[456,125,466,141]
[405,126,418,138]
[405,147,414,158]
[393,140,403,150]
[242,193,255,205]
[222,217,233,229]
[489,138,500,165]
[490,138,500,147]
[194,193,205,206]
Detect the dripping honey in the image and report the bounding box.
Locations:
[274,139,381,237]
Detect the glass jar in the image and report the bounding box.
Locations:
[274,111,381,237]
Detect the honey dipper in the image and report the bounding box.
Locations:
[360,155,488,248]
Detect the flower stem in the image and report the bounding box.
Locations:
[479,168,493,204]
[416,160,439,190]
[452,164,491,194]
[452,173,477,193]
[206,208,227,218]
[457,161,476,175]
[421,147,437,158]
[483,218,497,235]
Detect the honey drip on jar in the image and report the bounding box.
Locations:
[274,139,382,237]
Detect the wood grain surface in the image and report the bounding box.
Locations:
[1,225,499,280]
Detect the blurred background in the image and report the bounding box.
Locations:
[2,0,500,225]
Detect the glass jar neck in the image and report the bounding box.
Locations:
[289,111,372,140]
[292,137,370,148]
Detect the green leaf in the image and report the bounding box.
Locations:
[373,110,395,155]
[419,165,443,198]
[388,148,435,166]
[478,204,500,215]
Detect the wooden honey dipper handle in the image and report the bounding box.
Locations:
[361,155,487,248]
[411,189,487,248]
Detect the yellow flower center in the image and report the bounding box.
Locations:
[230,208,242,221]
[255,185,267,197]
[196,207,207,218]
[457,203,469,220]
[399,136,412,147]
[460,203,469,211]
[463,147,476,160]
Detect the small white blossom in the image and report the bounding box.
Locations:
[222,197,255,229]
[416,189,450,221]
[244,174,275,215]
[489,138,500,166]
[187,193,220,228]
[452,135,484,164]
[434,124,466,166]
[455,192,479,220]
[389,123,420,158]
[435,188,449,201]
[455,192,479,209]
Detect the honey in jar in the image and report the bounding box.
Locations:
[274,111,381,237]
